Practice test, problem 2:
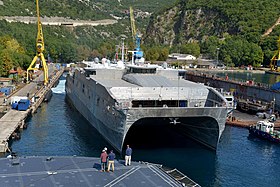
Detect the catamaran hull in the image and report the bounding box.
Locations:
[66,76,227,152]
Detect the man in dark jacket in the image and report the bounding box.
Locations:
[107,150,116,172]
[125,145,132,166]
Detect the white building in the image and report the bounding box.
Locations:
[168,53,196,60]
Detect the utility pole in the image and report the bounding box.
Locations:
[216,48,220,65]
[121,38,125,62]
[178,69,180,107]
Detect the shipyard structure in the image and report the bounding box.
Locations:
[65,63,229,152]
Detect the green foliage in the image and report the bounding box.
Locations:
[219,36,263,67]
[0,35,31,76]
[180,43,200,58]
[2,0,279,69]
[0,0,176,20]
[143,46,170,61]
[200,36,221,58]
[146,0,280,67]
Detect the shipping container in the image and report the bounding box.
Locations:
[10,96,28,105]
[0,87,12,95]
[11,101,18,110]
[17,99,30,111]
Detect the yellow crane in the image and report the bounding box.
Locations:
[129,6,143,61]
[270,36,280,72]
[130,6,137,40]
[27,0,48,85]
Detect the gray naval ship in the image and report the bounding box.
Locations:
[65,61,229,152]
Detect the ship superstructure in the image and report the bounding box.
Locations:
[66,62,229,152]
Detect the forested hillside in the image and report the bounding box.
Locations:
[0,0,176,21]
[145,0,280,67]
[0,0,176,76]
[1,0,280,77]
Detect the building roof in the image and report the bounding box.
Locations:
[0,78,13,82]
[168,53,196,60]
[9,70,18,74]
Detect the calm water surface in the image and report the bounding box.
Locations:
[7,78,280,187]
[215,71,280,85]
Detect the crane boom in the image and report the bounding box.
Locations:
[36,0,44,53]
[130,6,136,39]
[27,0,48,85]
[129,6,143,62]
[270,36,280,72]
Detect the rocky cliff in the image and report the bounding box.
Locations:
[145,0,280,47]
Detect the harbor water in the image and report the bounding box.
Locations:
[7,77,280,187]
[215,71,280,85]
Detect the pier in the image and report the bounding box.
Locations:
[0,66,64,153]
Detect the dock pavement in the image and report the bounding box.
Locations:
[226,110,280,128]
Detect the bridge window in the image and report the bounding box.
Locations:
[132,100,188,108]
[128,67,156,74]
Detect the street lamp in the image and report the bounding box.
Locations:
[121,38,125,62]
[178,70,180,107]
[216,48,220,65]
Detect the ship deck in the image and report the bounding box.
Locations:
[0,156,200,187]
[94,75,205,88]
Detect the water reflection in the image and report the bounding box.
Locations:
[215,71,280,85]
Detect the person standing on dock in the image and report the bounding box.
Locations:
[100,149,108,172]
[107,150,116,172]
[125,145,132,166]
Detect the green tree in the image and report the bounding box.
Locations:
[180,43,200,58]
[0,50,13,76]
[158,47,169,61]
[145,47,160,61]
[220,36,263,67]
[200,36,221,58]
[0,35,31,76]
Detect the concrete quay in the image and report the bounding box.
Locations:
[0,67,64,153]
[226,110,280,128]
[0,110,30,153]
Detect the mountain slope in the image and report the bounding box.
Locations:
[145,0,280,45]
[0,0,177,69]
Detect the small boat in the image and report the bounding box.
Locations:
[248,115,280,143]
